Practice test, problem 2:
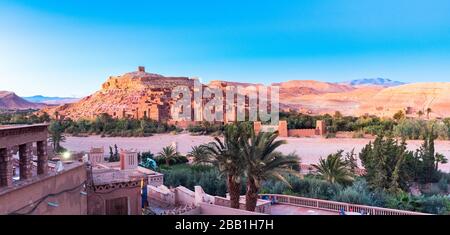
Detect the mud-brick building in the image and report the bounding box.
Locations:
[86,149,163,215]
[0,124,87,215]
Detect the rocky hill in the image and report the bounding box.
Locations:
[41,67,195,121]
[0,91,44,110]
[356,83,450,118]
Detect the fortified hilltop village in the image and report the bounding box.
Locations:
[42,66,277,127]
[38,66,450,125]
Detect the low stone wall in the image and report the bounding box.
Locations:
[255,120,327,138]
[148,174,164,187]
[148,185,175,205]
[260,194,429,215]
[175,186,196,206]
[288,129,317,137]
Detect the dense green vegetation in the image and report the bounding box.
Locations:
[261,176,450,214]
[159,163,450,214]
[281,111,395,135]
[281,111,450,140]
[186,122,225,136]
[62,113,179,137]
[0,110,50,124]
[3,110,450,140]
[0,112,179,137]
[137,150,188,168]
[161,164,229,197]
[157,123,450,214]
[361,132,448,191]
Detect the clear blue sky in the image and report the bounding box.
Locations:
[1,0,450,97]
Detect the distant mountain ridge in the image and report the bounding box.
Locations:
[341,78,405,87]
[24,95,80,105]
[0,91,44,110]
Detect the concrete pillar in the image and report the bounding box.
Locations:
[0,148,13,187]
[19,143,33,180]
[37,140,48,175]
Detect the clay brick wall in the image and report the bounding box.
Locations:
[0,164,87,215]
[288,129,317,137]
[316,120,327,135]
[278,120,288,137]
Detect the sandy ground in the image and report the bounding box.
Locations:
[64,134,450,172]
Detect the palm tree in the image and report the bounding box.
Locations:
[241,130,300,212]
[344,149,358,173]
[48,120,66,153]
[435,153,448,171]
[188,145,211,165]
[417,110,424,119]
[426,107,432,119]
[157,145,178,166]
[312,152,354,185]
[53,111,60,120]
[204,124,246,209]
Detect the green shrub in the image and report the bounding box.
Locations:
[161,165,227,197]
[438,178,449,193]
[418,195,450,215]
[332,179,384,206]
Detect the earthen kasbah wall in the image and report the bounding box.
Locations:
[288,129,317,137]
[254,120,327,137]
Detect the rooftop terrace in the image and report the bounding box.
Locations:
[91,162,162,185]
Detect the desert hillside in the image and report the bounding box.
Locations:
[41,68,195,120]
[356,83,450,118]
[0,91,44,110]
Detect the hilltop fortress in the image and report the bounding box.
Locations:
[43,67,277,126]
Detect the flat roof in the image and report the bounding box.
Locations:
[91,163,159,185]
[92,168,148,185]
[0,123,49,131]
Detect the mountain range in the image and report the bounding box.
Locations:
[340,78,405,87]
[23,95,80,105]
[3,69,449,119]
[0,91,44,110]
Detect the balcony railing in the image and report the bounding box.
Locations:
[259,194,430,215]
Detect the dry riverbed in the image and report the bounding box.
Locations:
[64,133,450,172]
